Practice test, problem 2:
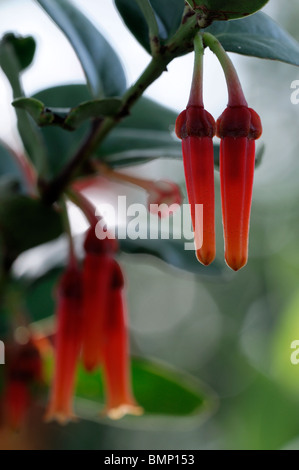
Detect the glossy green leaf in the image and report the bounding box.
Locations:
[1,33,36,71]
[207,12,299,66]
[77,357,211,418]
[116,1,299,67]
[32,85,181,176]
[12,98,53,126]
[42,354,214,420]
[119,95,178,131]
[0,34,48,174]
[13,97,122,130]
[187,0,268,20]
[99,129,181,159]
[98,95,181,164]
[115,0,185,54]
[35,0,127,97]
[101,145,182,169]
[0,196,63,258]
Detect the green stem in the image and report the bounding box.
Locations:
[67,189,98,227]
[203,32,248,107]
[165,5,199,54]
[134,0,160,56]
[188,33,204,107]
[94,161,154,192]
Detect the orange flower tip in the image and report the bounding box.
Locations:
[196,249,215,266]
[44,409,79,426]
[104,404,144,421]
[225,255,247,272]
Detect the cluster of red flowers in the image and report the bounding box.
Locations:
[45,215,142,424]
[176,33,262,271]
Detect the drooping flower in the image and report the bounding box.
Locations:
[102,260,142,419]
[175,34,216,265]
[217,106,262,270]
[203,32,262,270]
[45,264,83,424]
[82,226,117,372]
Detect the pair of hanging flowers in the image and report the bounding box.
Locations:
[176,33,262,271]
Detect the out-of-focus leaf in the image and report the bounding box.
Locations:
[32,85,181,176]
[0,34,47,174]
[0,196,63,259]
[99,129,180,158]
[12,98,53,126]
[26,268,61,322]
[101,146,182,169]
[207,12,299,66]
[115,0,185,54]
[35,0,127,97]
[98,96,181,164]
[116,0,299,67]
[13,97,122,130]
[187,0,268,20]
[255,143,265,168]
[119,96,178,131]
[1,33,36,71]
[119,237,227,278]
[42,355,215,422]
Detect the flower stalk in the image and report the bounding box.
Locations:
[203,32,248,107]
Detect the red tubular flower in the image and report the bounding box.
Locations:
[102,261,142,419]
[45,264,83,424]
[202,32,263,271]
[175,34,216,266]
[176,106,216,266]
[217,106,262,270]
[82,226,117,372]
